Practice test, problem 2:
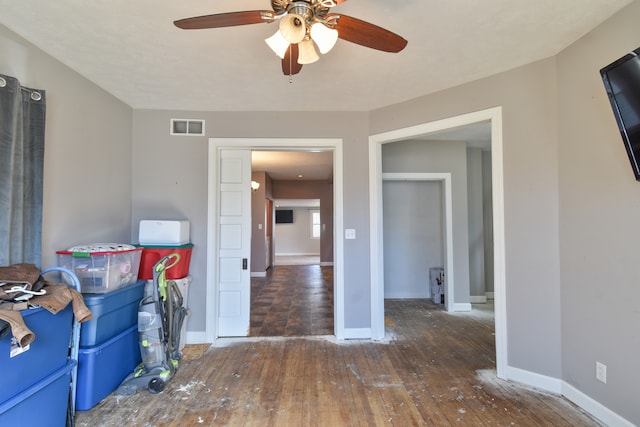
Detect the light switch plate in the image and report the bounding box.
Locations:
[345,229,356,239]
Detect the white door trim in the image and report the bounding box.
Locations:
[382,173,454,311]
[368,107,507,379]
[207,138,345,342]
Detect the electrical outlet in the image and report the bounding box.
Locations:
[596,361,607,383]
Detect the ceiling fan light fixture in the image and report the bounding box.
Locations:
[265,30,290,59]
[310,23,338,54]
[297,38,319,64]
[279,14,306,44]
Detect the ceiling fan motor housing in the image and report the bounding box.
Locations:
[272,0,331,21]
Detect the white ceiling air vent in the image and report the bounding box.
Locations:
[170,118,205,136]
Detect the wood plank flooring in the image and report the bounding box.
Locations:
[75,268,602,426]
[250,265,333,337]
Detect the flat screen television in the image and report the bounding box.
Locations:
[275,209,294,224]
[600,47,640,181]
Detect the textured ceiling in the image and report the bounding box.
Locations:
[0,0,631,112]
[252,150,334,181]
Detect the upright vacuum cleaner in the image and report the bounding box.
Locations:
[116,254,188,395]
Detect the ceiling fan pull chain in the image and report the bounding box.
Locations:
[289,45,294,83]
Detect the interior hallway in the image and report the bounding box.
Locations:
[250,264,334,336]
[75,298,601,426]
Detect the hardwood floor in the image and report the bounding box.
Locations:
[250,265,333,336]
[75,285,601,426]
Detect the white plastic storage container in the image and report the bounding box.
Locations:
[139,220,190,246]
[57,243,142,293]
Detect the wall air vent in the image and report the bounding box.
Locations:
[170,118,205,136]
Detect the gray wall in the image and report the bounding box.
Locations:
[0,24,133,269]
[131,110,370,331]
[482,151,495,294]
[272,180,333,263]
[372,59,563,380]
[556,1,640,421]
[274,207,320,256]
[250,171,272,273]
[383,140,471,304]
[382,180,443,299]
[467,147,487,299]
[381,142,491,302]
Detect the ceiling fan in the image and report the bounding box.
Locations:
[174,0,408,76]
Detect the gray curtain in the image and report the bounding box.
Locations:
[0,74,46,267]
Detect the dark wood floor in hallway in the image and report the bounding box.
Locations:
[250,265,334,337]
[76,289,602,426]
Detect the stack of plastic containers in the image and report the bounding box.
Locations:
[0,305,75,425]
[137,220,192,351]
[56,243,145,411]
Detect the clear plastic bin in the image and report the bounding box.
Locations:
[57,243,142,293]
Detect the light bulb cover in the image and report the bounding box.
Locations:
[310,23,338,54]
[265,31,290,59]
[279,14,306,44]
[298,39,319,64]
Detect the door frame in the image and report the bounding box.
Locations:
[207,138,344,342]
[368,106,507,378]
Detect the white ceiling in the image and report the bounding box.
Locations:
[252,150,333,181]
[0,0,629,180]
[0,0,631,113]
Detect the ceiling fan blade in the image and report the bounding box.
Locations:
[329,14,407,53]
[282,44,303,76]
[174,10,275,29]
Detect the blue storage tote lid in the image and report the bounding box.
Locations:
[79,280,145,347]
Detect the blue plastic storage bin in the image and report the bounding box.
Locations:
[0,305,73,403]
[76,324,141,411]
[0,360,76,426]
[80,280,144,347]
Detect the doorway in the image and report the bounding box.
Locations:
[206,138,345,342]
[251,172,329,336]
[368,107,507,378]
[382,179,447,301]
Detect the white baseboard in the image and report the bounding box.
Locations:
[562,382,636,427]
[342,328,371,339]
[505,365,634,427]
[185,331,208,345]
[485,291,495,300]
[470,295,487,303]
[504,365,562,394]
[319,262,334,266]
[250,272,267,277]
[384,292,431,299]
[275,253,320,256]
[452,302,472,312]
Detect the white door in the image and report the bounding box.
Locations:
[217,149,252,336]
